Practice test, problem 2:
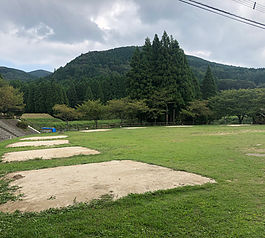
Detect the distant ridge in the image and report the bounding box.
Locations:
[0,66,51,81]
[28,70,52,78]
[0,66,36,81]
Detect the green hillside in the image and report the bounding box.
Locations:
[0,66,36,81]
[48,46,265,86]
[28,70,52,78]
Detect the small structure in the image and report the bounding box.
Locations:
[41,127,56,133]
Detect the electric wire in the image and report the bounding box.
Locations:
[231,0,265,13]
[178,0,265,30]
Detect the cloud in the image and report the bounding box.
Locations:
[0,0,265,71]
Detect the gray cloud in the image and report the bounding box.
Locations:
[0,0,265,71]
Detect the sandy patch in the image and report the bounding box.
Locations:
[0,160,215,213]
[122,127,147,129]
[2,147,100,162]
[166,125,193,128]
[80,129,111,132]
[20,135,68,141]
[226,124,250,127]
[246,153,265,157]
[6,140,69,148]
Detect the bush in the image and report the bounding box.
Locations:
[16,120,28,129]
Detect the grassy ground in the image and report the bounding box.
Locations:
[0,125,264,237]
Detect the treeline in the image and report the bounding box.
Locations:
[10,72,126,113]
[0,76,24,117]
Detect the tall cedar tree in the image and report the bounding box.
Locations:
[127,31,200,123]
[201,66,217,99]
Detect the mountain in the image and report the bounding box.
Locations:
[0,66,37,81]
[50,46,137,81]
[49,46,265,86]
[28,70,52,78]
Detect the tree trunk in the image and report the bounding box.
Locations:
[173,108,176,124]
[165,105,168,126]
[95,120,98,129]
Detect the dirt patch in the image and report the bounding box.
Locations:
[166,126,193,128]
[226,124,250,127]
[0,160,215,213]
[122,127,147,129]
[80,129,111,132]
[246,153,265,157]
[20,135,68,141]
[2,147,100,162]
[6,140,69,148]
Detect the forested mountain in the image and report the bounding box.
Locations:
[187,56,265,85]
[28,70,52,78]
[48,46,265,86]
[0,67,51,80]
[50,46,137,81]
[0,66,37,81]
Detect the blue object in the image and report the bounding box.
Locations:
[41,127,56,133]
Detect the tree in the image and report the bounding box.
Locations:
[53,104,80,127]
[0,78,25,117]
[209,89,264,124]
[107,98,128,125]
[201,66,217,99]
[180,100,213,125]
[77,100,105,128]
[127,31,200,123]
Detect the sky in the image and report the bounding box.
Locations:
[1,0,265,72]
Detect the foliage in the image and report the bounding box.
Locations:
[16,120,28,129]
[127,32,200,123]
[209,88,265,124]
[217,79,256,91]
[180,100,213,124]
[77,100,106,128]
[52,104,80,125]
[201,66,217,99]
[107,98,128,125]
[0,78,25,116]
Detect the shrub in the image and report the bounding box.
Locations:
[16,120,28,129]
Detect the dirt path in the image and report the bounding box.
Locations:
[20,135,68,141]
[6,140,69,148]
[0,160,215,213]
[2,147,100,162]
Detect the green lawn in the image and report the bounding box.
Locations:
[0,125,264,237]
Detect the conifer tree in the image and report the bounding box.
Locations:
[201,66,217,99]
[127,31,200,123]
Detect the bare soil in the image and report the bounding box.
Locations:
[6,140,69,148]
[20,135,68,141]
[2,147,100,162]
[122,127,147,129]
[0,160,215,213]
[80,129,112,132]
[246,153,265,157]
[166,126,193,128]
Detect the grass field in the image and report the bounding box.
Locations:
[0,125,264,237]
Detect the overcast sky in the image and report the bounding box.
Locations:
[1,0,265,72]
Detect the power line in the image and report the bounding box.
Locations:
[231,0,265,13]
[178,0,265,30]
